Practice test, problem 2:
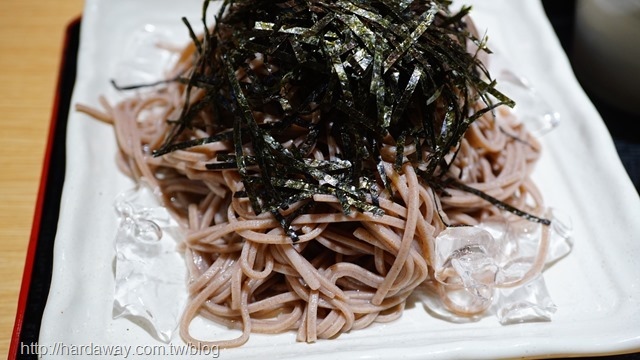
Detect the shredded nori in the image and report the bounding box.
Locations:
[126,0,551,239]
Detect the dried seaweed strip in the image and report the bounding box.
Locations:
[395,132,406,172]
[383,4,438,72]
[391,66,422,125]
[323,38,354,103]
[370,42,391,129]
[182,17,203,54]
[225,56,282,211]
[300,12,335,44]
[335,12,378,55]
[137,0,552,236]
[448,180,551,225]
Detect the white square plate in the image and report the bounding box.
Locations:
[39,0,640,358]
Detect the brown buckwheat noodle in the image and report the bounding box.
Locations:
[76,29,546,349]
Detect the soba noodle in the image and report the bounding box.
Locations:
[76,1,548,349]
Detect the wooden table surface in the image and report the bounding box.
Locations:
[0,0,84,358]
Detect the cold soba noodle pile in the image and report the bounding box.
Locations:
[78,0,559,348]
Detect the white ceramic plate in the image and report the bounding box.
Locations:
[39,0,640,359]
